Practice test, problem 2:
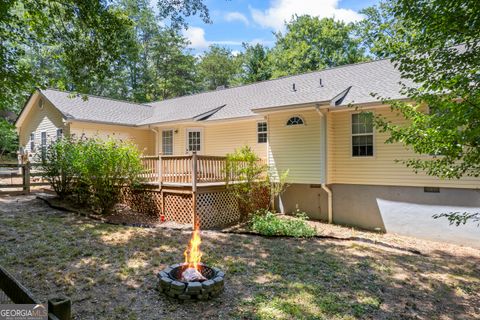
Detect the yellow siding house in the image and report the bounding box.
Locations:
[15,59,480,243]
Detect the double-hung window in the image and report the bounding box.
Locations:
[187,129,202,153]
[257,122,267,143]
[162,130,173,155]
[352,112,374,157]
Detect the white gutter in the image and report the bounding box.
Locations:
[315,105,333,224]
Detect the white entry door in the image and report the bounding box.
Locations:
[186,128,203,154]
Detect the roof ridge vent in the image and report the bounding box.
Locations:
[216,85,226,90]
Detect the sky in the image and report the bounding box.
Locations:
[153,0,379,54]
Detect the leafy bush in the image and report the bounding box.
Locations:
[250,210,316,238]
[0,119,18,159]
[226,146,288,220]
[76,138,144,213]
[41,136,144,213]
[41,136,79,199]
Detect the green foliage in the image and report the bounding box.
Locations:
[226,146,288,220]
[197,45,241,90]
[359,0,480,224]
[433,212,480,227]
[250,210,316,238]
[269,16,369,78]
[41,136,144,213]
[239,43,271,84]
[1,0,210,112]
[150,28,199,100]
[40,136,79,199]
[75,137,144,214]
[226,146,270,219]
[0,119,18,159]
[360,0,480,180]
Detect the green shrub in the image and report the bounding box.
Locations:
[250,210,316,238]
[226,146,288,220]
[41,136,144,213]
[75,137,144,214]
[40,136,79,199]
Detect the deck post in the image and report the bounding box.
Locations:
[192,151,198,227]
[158,153,162,189]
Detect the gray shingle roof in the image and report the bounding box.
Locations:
[40,89,154,126]
[40,59,410,126]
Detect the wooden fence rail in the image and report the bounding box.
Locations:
[0,163,49,192]
[0,265,71,320]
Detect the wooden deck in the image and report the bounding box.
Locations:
[139,153,255,190]
[127,153,267,229]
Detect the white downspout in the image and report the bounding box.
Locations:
[321,184,333,224]
[149,126,160,155]
[315,106,333,224]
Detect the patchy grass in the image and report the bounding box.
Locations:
[0,195,479,319]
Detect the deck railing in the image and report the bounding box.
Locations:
[139,153,265,186]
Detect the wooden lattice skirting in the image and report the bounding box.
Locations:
[196,189,240,229]
[121,186,242,229]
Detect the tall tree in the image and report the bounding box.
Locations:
[239,43,271,84]
[360,0,480,225]
[0,0,210,111]
[268,15,368,78]
[197,45,241,91]
[151,29,199,100]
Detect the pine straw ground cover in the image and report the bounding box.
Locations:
[0,195,479,320]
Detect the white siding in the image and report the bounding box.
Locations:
[19,94,66,157]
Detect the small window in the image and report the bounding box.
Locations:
[257,122,267,143]
[352,113,374,157]
[162,130,173,155]
[286,116,304,126]
[56,128,63,140]
[38,99,44,109]
[30,132,35,151]
[187,130,201,152]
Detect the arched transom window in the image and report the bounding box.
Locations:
[286,116,304,126]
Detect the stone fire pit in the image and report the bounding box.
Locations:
[157,263,225,301]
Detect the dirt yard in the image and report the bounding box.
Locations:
[0,194,479,319]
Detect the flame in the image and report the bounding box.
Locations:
[183,224,202,271]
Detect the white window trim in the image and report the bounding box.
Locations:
[285,115,306,127]
[40,131,47,145]
[185,127,204,154]
[161,128,175,155]
[350,111,375,158]
[257,121,268,144]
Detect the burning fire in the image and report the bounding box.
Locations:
[182,224,206,281]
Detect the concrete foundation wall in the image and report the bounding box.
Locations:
[277,184,329,221]
[278,183,480,248]
[332,184,480,247]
